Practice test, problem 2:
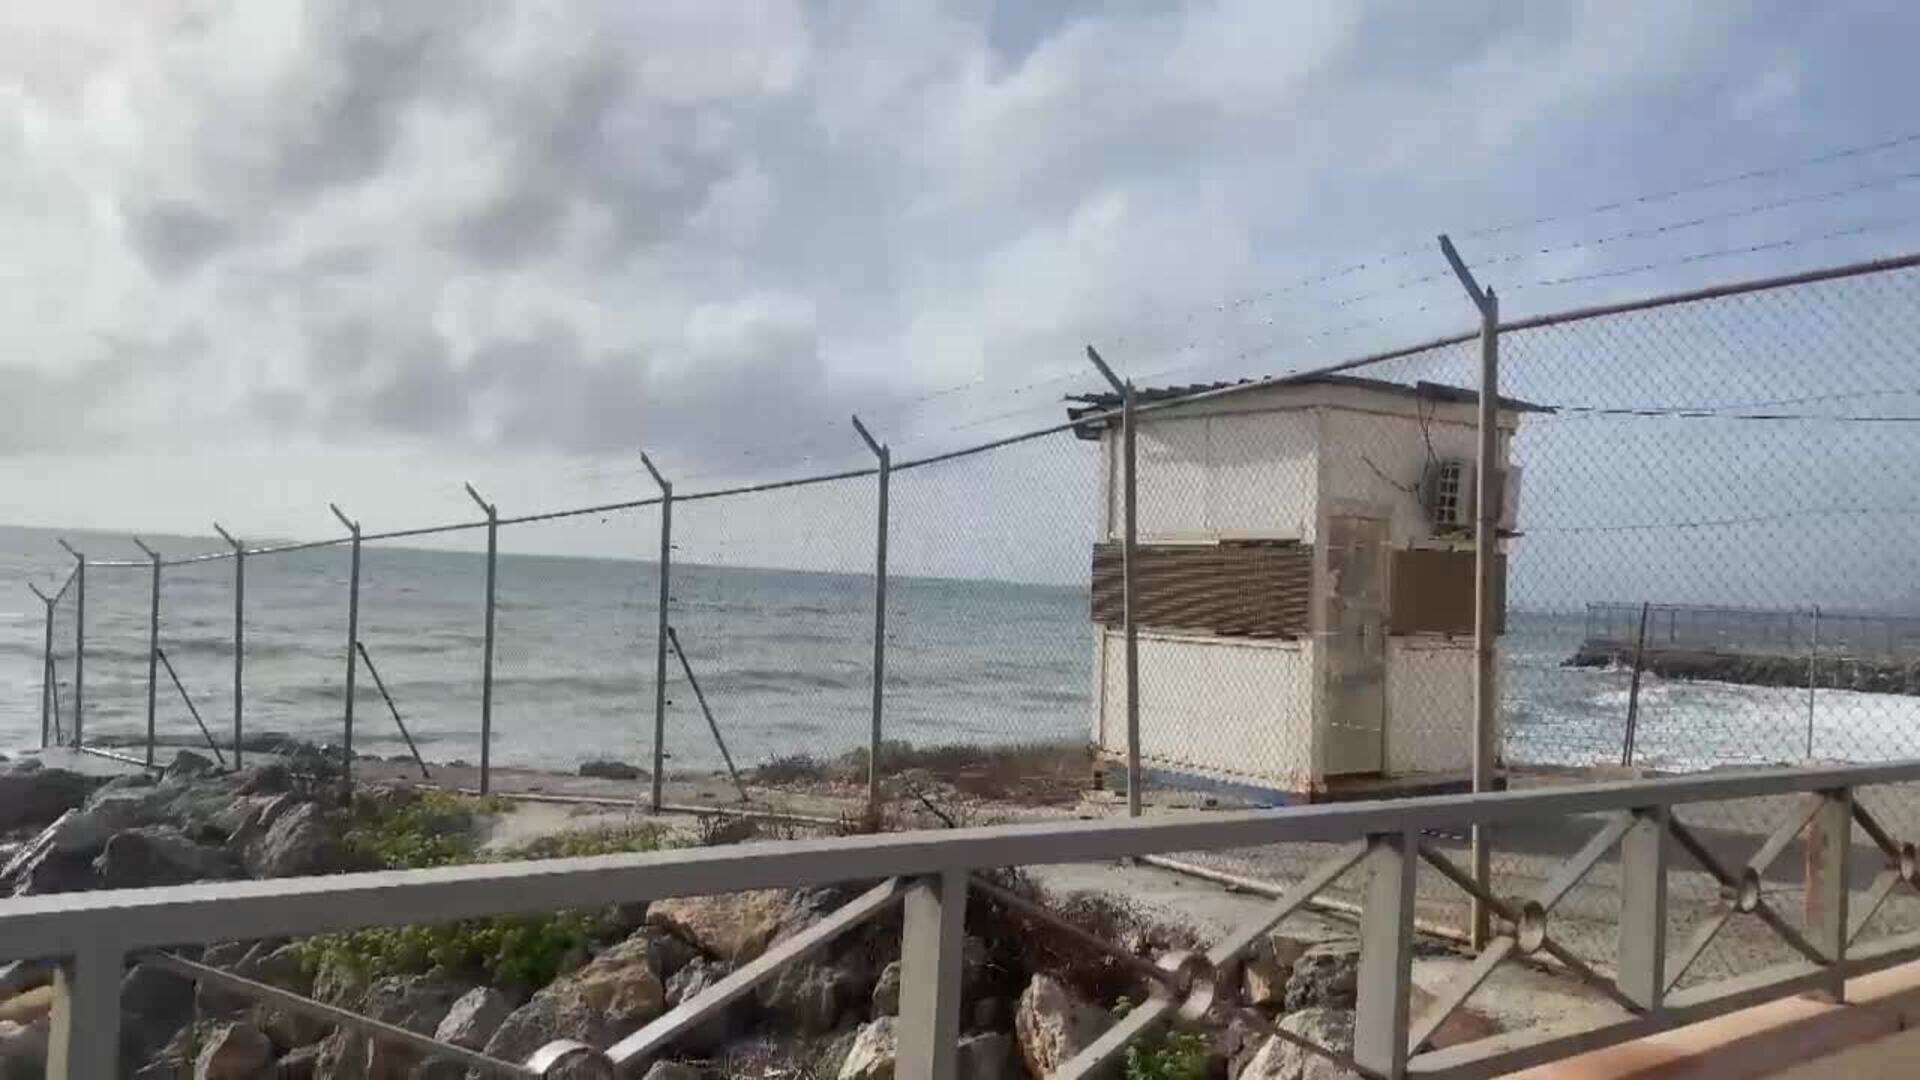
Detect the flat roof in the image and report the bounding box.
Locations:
[1065,374,1551,440]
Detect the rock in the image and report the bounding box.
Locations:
[761,960,864,1035]
[0,963,49,1001]
[1014,975,1112,1077]
[957,1031,1015,1080]
[201,941,251,969]
[621,926,699,984]
[6,843,93,897]
[641,1064,702,1080]
[274,1040,323,1079]
[357,972,472,1076]
[1242,934,1309,1008]
[578,760,641,781]
[238,944,324,1049]
[662,957,738,1053]
[871,960,901,1017]
[95,826,238,889]
[194,1021,274,1079]
[971,997,1010,1033]
[482,936,666,1059]
[242,801,343,878]
[433,986,513,1050]
[647,889,791,963]
[237,764,293,795]
[121,962,196,1065]
[1237,1008,1358,1080]
[165,750,218,781]
[838,1016,897,1080]
[0,988,49,1028]
[1284,942,1360,1012]
[0,767,93,829]
[0,1019,48,1080]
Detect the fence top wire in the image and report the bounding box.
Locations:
[38,246,1920,580]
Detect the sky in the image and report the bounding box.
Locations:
[3,0,1920,593]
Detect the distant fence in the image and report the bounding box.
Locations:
[1583,601,1920,660]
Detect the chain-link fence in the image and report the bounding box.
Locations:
[19,252,1920,997]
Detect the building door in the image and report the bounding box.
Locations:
[1324,513,1388,775]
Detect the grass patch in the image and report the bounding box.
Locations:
[750,740,1094,805]
[1125,1030,1211,1080]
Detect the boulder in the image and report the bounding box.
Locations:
[838,1017,897,1080]
[871,960,901,1017]
[0,767,93,830]
[274,1040,323,1079]
[641,1064,702,1080]
[578,760,641,781]
[647,889,791,963]
[194,1021,274,1080]
[237,944,324,1049]
[1284,942,1360,1012]
[1013,975,1111,1077]
[0,1019,47,1080]
[759,960,863,1035]
[482,936,666,1060]
[236,764,293,796]
[662,957,739,1053]
[957,1031,1015,1080]
[165,750,218,782]
[0,962,49,1001]
[95,827,237,889]
[357,972,473,1076]
[121,962,195,1065]
[1238,1008,1358,1080]
[433,986,513,1050]
[242,801,343,878]
[0,988,48,1027]
[620,926,699,984]
[1242,934,1309,1008]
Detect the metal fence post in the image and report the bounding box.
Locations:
[133,537,162,767]
[215,524,245,770]
[58,540,85,748]
[1087,346,1143,817]
[896,869,965,1079]
[853,416,890,822]
[1804,788,1851,1002]
[466,485,499,795]
[641,454,672,814]
[1354,831,1416,1079]
[28,584,52,748]
[1807,604,1821,759]
[47,942,123,1078]
[331,505,362,785]
[1618,805,1668,1011]
[1441,235,1500,948]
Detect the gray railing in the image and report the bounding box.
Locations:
[10,759,1920,1077]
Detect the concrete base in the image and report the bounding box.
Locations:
[1109,762,1506,807]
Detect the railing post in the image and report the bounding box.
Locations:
[58,540,85,749]
[331,504,362,786]
[215,524,245,770]
[133,537,161,768]
[1618,805,1668,1011]
[1354,831,1417,1079]
[852,416,890,823]
[1441,235,1501,948]
[466,485,499,795]
[1087,346,1143,817]
[896,869,965,1080]
[48,943,123,1078]
[1805,787,1851,1002]
[641,454,672,814]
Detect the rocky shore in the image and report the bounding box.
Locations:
[0,747,1488,1079]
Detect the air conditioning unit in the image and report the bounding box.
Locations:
[1423,460,1524,533]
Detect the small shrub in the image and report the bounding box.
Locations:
[299,910,604,993]
[509,822,671,859]
[1124,1031,1210,1080]
[341,788,509,870]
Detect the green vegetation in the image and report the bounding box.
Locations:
[1124,1030,1211,1080]
[302,790,673,992]
[752,739,1095,804]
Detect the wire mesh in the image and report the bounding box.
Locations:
[46,573,78,748]
[241,546,353,757]
[154,557,237,760]
[353,540,487,774]
[72,562,150,754]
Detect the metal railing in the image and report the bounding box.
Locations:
[10,760,1920,1077]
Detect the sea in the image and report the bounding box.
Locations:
[4,524,1918,778]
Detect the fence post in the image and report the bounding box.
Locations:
[1354,831,1416,1079]
[641,454,672,814]
[896,869,966,1079]
[852,416,890,822]
[28,584,51,748]
[1804,787,1851,1002]
[215,524,245,770]
[1441,235,1501,949]
[1807,604,1821,759]
[331,504,362,785]
[1618,805,1668,1011]
[1086,346,1143,817]
[58,540,85,748]
[47,942,123,1079]
[466,485,499,795]
[133,537,162,768]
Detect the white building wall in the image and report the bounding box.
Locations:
[1095,629,1315,791]
[1317,408,1487,545]
[1385,638,1478,776]
[1107,409,1319,542]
